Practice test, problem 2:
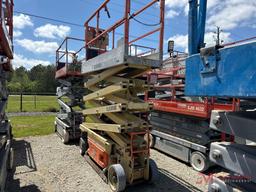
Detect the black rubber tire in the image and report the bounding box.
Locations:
[148,159,159,183]
[7,148,14,170]
[108,164,126,192]
[54,122,57,132]
[61,129,69,144]
[190,151,209,172]
[79,138,87,156]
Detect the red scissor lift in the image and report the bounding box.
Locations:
[145,52,238,172]
[0,0,14,191]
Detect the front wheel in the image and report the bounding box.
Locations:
[7,148,14,170]
[79,137,88,156]
[190,151,209,172]
[108,164,126,192]
[61,129,69,144]
[144,133,155,148]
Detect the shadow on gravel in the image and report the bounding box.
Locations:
[6,139,40,192]
[126,168,203,192]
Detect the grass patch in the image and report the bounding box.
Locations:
[10,115,55,138]
[7,95,68,112]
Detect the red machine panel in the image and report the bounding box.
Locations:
[146,61,239,119]
[87,137,109,169]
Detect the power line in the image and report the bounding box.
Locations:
[82,0,166,25]
[129,13,160,27]
[14,10,158,43]
[111,1,159,18]
[14,11,83,27]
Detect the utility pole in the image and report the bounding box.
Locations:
[214,26,223,46]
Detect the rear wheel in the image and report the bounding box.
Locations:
[108,164,126,192]
[148,159,159,183]
[54,122,57,132]
[79,137,87,156]
[190,151,209,172]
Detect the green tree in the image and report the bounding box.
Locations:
[7,64,57,94]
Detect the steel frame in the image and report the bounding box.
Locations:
[210,142,256,183]
[210,110,256,142]
[56,37,85,78]
[0,1,13,190]
[84,0,165,55]
[208,176,256,192]
[0,0,13,61]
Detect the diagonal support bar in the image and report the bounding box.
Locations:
[83,82,132,102]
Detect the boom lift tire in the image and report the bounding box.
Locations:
[108,164,126,192]
[61,129,70,144]
[148,133,155,148]
[190,151,209,172]
[144,133,155,148]
[54,122,57,132]
[148,159,159,183]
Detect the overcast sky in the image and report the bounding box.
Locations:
[13,0,256,69]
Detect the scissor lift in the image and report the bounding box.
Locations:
[0,0,14,191]
[146,52,238,172]
[79,1,165,191]
[55,37,86,143]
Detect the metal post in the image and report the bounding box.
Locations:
[0,1,2,28]
[124,0,131,45]
[159,0,165,60]
[112,29,115,49]
[197,0,207,49]
[96,11,100,35]
[188,0,198,55]
[10,0,14,41]
[34,94,36,109]
[216,26,221,46]
[66,38,68,64]
[20,92,23,112]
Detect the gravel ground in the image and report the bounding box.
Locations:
[6,134,212,192]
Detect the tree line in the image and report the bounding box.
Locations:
[7,64,57,94]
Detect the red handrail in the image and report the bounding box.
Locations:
[84,0,165,57]
[0,0,14,59]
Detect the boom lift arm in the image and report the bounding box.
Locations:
[186,0,256,191]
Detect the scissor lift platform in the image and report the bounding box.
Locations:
[82,38,161,75]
